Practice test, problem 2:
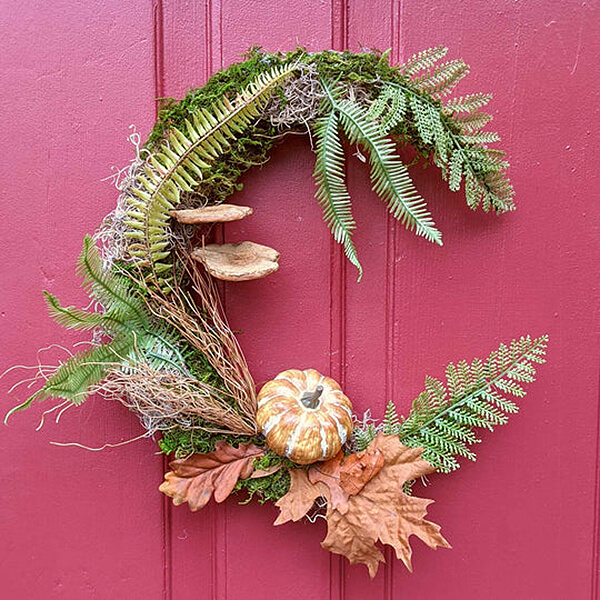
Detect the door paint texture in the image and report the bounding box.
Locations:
[1,1,599,598]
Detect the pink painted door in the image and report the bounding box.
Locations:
[2,1,599,598]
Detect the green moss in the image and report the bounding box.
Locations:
[144,47,421,212]
[235,464,291,504]
[158,425,263,457]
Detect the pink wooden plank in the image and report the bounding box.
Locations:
[384,1,600,598]
[341,3,396,598]
[158,3,351,598]
[159,3,214,598]
[0,1,165,598]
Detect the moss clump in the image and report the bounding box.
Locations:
[144,47,413,208]
[234,451,297,503]
[158,425,262,457]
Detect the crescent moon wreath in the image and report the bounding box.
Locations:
[5,47,548,577]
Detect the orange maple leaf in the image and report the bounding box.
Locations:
[159,441,263,511]
[275,434,450,577]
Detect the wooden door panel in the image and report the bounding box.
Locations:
[0,1,166,598]
[2,0,598,598]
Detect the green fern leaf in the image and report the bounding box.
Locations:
[399,46,449,77]
[44,291,108,331]
[385,72,513,213]
[412,59,470,98]
[312,111,362,279]
[368,85,407,134]
[321,79,442,246]
[443,93,493,116]
[382,400,401,435]
[124,63,298,290]
[398,335,549,473]
[77,235,149,329]
[454,111,494,134]
[4,334,137,422]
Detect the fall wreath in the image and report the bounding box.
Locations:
[5,47,548,577]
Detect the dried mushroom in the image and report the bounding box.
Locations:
[170,204,253,224]
[192,241,280,281]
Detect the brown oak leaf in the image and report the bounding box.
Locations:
[307,451,349,513]
[339,448,385,495]
[250,464,283,479]
[274,469,328,525]
[159,442,263,511]
[274,434,449,577]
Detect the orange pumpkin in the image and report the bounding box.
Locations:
[256,368,354,465]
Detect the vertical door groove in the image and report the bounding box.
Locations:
[206,3,228,599]
[153,1,172,599]
[329,3,349,599]
[384,3,403,596]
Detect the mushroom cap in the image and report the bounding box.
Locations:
[170,204,253,224]
[191,241,280,281]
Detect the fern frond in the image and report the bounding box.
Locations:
[124,63,298,290]
[408,93,452,163]
[398,335,549,473]
[382,400,401,435]
[399,46,449,77]
[43,289,135,337]
[321,79,442,245]
[354,422,378,452]
[412,59,470,98]
[77,235,149,330]
[367,85,407,134]
[443,93,493,115]
[453,111,494,134]
[44,291,107,331]
[312,111,362,279]
[385,79,513,212]
[4,335,137,421]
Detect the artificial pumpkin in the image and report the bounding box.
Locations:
[256,368,354,465]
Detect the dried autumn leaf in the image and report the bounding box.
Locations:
[339,448,385,495]
[308,451,349,513]
[274,469,328,525]
[322,434,449,577]
[159,441,263,511]
[250,464,283,479]
[274,434,450,577]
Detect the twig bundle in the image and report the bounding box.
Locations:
[126,248,258,433]
[101,362,256,435]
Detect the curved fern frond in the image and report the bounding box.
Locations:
[412,59,469,99]
[124,63,298,290]
[321,79,442,245]
[386,54,514,213]
[77,235,149,330]
[443,93,492,115]
[43,291,121,333]
[313,111,362,279]
[4,334,137,422]
[398,334,549,472]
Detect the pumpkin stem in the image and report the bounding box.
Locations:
[300,385,324,409]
